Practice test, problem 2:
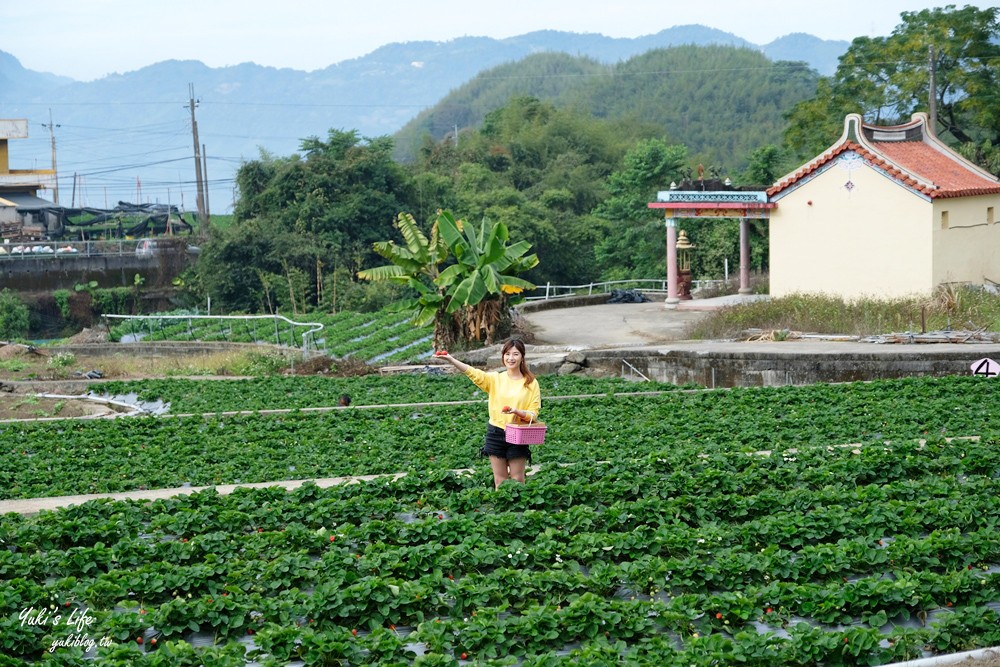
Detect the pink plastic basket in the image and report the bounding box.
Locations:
[505,418,547,445]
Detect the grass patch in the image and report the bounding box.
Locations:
[0,359,27,373]
[688,286,1000,339]
[90,349,299,378]
[0,348,304,382]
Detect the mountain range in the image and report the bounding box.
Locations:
[0,26,847,214]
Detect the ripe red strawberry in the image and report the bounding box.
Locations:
[502,405,511,412]
[351,628,358,636]
[136,636,144,644]
[434,350,448,357]
[460,653,468,660]
[715,612,723,619]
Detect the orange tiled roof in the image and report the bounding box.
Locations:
[873,140,1000,198]
[768,113,1000,200]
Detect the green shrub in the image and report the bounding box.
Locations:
[0,289,30,340]
[52,289,72,320]
[231,351,291,376]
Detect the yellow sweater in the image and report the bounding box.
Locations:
[464,367,541,429]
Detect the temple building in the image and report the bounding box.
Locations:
[766,113,1000,299]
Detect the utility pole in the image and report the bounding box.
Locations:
[928,45,937,132]
[188,83,206,226]
[41,109,60,204]
[202,142,211,225]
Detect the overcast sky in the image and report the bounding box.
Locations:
[5,0,998,81]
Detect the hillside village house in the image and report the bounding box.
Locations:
[0,119,59,241]
[766,113,1000,299]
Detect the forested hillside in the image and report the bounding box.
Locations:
[394,46,820,170]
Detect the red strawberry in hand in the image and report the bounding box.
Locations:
[502,406,511,413]
[434,350,448,357]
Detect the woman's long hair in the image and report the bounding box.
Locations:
[502,338,535,388]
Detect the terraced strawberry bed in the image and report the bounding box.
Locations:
[106,309,434,364]
[1,375,998,665]
[93,374,685,414]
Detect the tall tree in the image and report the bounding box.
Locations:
[741,145,786,186]
[203,131,416,313]
[232,130,414,274]
[593,139,688,280]
[784,5,1000,163]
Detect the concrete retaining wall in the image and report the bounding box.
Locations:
[518,292,668,313]
[518,294,609,312]
[0,253,191,291]
[580,345,998,388]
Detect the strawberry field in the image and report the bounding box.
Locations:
[1,374,999,665]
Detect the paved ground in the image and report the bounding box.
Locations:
[523,301,707,347]
[520,294,765,348]
[0,473,413,516]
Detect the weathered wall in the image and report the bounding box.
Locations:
[932,193,1000,287]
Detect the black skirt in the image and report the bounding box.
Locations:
[480,423,532,462]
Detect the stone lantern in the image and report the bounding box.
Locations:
[676,229,696,300]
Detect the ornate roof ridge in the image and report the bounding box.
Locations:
[768,113,1000,199]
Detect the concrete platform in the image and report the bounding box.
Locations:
[515,296,1000,385]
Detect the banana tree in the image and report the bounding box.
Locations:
[356,212,453,346]
[434,211,538,344]
[358,210,538,349]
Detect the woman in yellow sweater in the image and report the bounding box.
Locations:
[436,338,541,490]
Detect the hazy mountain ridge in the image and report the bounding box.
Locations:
[0,26,846,212]
[395,45,820,170]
